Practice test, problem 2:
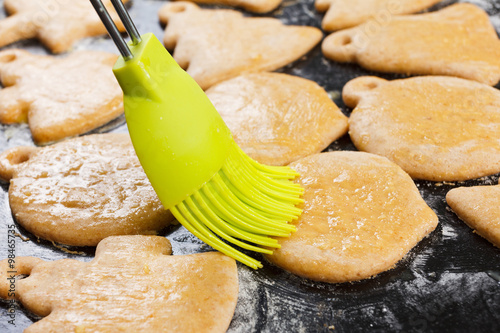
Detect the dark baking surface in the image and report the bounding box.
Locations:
[1,0,500,332]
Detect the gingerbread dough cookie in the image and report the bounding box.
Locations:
[344,76,500,181]
[316,0,442,31]
[159,2,323,89]
[206,73,348,166]
[322,3,500,86]
[0,236,238,332]
[266,152,438,283]
[447,182,500,248]
[0,134,173,246]
[173,0,282,13]
[0,0,130,53]
[0,49,123,145]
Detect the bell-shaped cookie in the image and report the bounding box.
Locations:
[207,72,348,166]
[0,134,173,246]
[266,152,438,283]
[0,236,238,332]
[344,76,500,181]
[322,3,500,86]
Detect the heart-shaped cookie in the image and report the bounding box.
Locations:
[447,181,500,248]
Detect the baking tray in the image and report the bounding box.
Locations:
[1,0,500,332]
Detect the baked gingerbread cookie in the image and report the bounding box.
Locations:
[159,2,323,89]
[172,0,282,13]
[266,152,438,283]
[0,49,123,145]
[446,181,500,248]
[316,0,443,31]
[0,134,173,246]
[206,73,348,166]
[0,0,130,53]
[322,3,500,86]
[343,76,500,181]
[0,236,238,332]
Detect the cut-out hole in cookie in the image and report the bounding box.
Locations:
[169,3,189,13]
[0,146,38,181]
[6,147,35,166]
[159,2,198,23]
[0,53,17,63]
[341,35,352,46]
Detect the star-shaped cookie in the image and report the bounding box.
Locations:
[0,0,130,53]
[159,2,323,89]
[0,236,238,332]
[0,49,123,145]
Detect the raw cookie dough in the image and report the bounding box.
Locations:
[0,236,238,333]
[0,49,123,145]
[343,76,500,181]
[0,0,130,53]
[172,0,282,13]
[322,3,500,86]
[266,152,438,283]
[206,72,348,166]
[0,134,173,246]
[316,0,443,31]
[159,2,322,89]
[446,181,500,248]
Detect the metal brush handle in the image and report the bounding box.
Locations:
[89,0,141,60]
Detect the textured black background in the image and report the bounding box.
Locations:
[0,0,500,332]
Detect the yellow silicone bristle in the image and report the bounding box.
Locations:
[170,141,303,269]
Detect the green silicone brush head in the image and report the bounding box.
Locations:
[113,33,304,269]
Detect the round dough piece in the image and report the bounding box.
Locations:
[344,76,500,181]
[0,134,173,246]
[266,151,438,283]
[446,182,500,248]
[207,73,348,166]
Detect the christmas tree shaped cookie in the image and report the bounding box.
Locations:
[0,49,123,144]
[159,2,322,89]
[0,0,130,53]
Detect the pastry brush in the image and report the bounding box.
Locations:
[89,0,303,269]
